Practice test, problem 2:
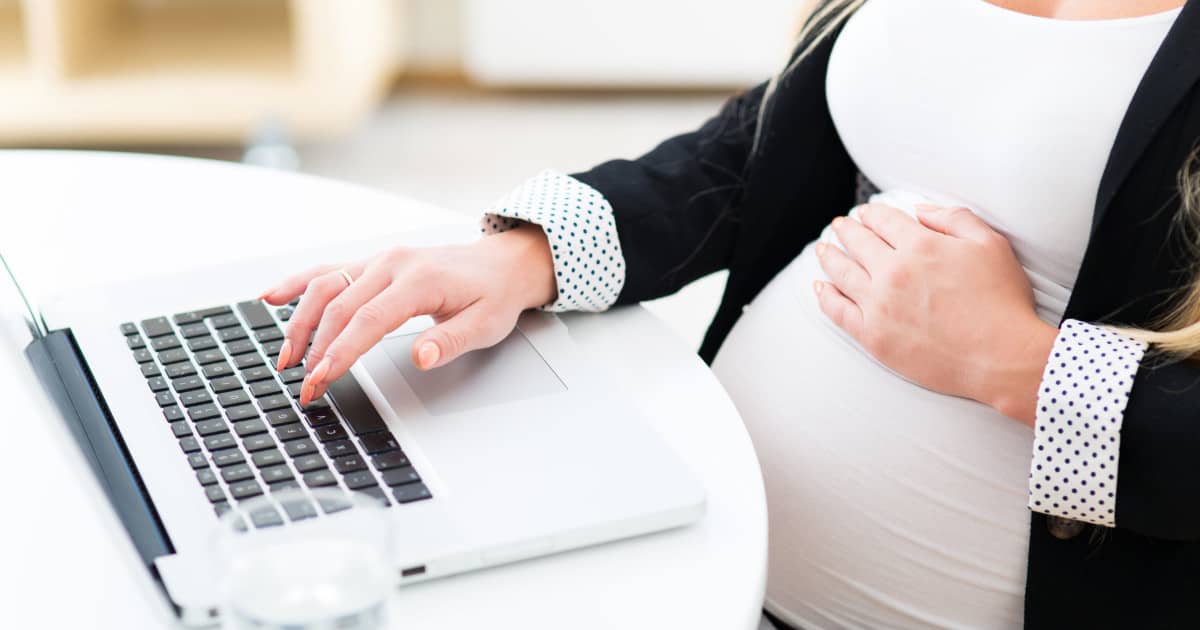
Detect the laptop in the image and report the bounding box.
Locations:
[4,226,705,626]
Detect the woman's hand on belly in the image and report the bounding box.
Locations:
[813,203,1058,426]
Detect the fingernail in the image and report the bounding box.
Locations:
[815,243,827,257]
[311,357,331,384]
[417,342,440,370]
[276,339,292,371]
[299,378,314,406]
[832,217,844,228]
[813,281,823,295]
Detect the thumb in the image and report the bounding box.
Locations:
[915,204,992,241]
[411,305,511,370]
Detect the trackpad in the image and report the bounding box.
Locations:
[380,331,566,416]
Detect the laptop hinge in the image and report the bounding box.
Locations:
[25,329,175,567]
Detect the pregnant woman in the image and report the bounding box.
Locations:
[263,0,1200,626]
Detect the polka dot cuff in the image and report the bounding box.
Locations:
[1028,319,1148,527]
[481,169,625,312]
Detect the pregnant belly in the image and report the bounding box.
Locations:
[712,244,1034,629]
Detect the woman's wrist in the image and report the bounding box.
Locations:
[478,222,558,310]
[973,317,1059,427]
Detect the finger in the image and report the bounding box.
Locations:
[303,268,393,372]
[815,242,870,302]
[832,215,891,271]
[813,280,864,339]
[915,204,993,242]
[858,203,926,249]
[260,264,338,306]
[411,303,513,371]
[299,285,424,405]
[282,264,363,370]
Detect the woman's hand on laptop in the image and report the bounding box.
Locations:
[260,223,557,405]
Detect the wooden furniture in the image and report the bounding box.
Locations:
[0,0,402,144]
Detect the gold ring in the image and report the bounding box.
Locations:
[338,269,354,287]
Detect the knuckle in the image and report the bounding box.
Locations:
[354,301,390,328]
[323,300,350,325]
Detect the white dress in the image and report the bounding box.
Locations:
[710,0,1179,627]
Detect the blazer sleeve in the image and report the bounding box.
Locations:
[570,81,768,305]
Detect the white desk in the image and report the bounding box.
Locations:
[0,151,767,629]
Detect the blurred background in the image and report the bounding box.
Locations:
[0,0,805,350]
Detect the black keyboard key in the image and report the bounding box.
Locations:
[146,377,168,393]
[304,407,338,428]
[217,390,251,408]
[187,452,208,469]
[210,376,243,393]
[212,449,246,468]
[249,381,281,398]
[163,405,185,421]
[163,361,195,379]
[151,335,181,352]
[292,454,326,473]
[324,439,356,459]
[232,353,264,370]
[302,397,331,412]
[221,464,255,483]
[333,454,367,474]
[381,466,421,487]
[392,483,432,504]
[279,366,306,384]
[140,363,161,379]
[234,418,268,437]
[171,375,205,393]
[257,394,291,412]
[141,317,173,338]
[174,306,231,325]
[343,470,378,490]
[303,470,338,488]
[252,449,285,468]
[284,438,318,458]
[275,423,308,442]
[126,334,146,350]
[179,435,201,453]
[155,391,175,407]
[286,382,303,398]
[202,362,234,379]
[259,465,294,484]
[187,336,218,352]
[120,322,138,336]
[225,339,256,356]
[281,498,318,521]
[179,323,209,339]
[255,327,284,343]
[270,480,302,494]
[318,495,354,513]
[187,404,221,422]
[241,366,273,383]
[243,434,276,453]
[194,419,228,437]
[358,486,390,507]
[218,327,247,343]
[210,313,241,329]
[204,433,237,452]
[238,301,276,330]
[225,404,259,422]
[205,485,227,504]
[359,432,400,455]
[132,348,153,363]
[288,297,301,307]
[265,409,300,428]
[250,506,283,528]
[314,423,348,443]
[261,339,284,357]
[370,451,410,470]
[230,480,263,501]
[328,375,387,436]
[276,307,294,321]
[213,501,232,517]
[178,389,213,407]
[196,468,218,486]
[194,349,224,365]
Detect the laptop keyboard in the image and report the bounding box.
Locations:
[120,299,431,527]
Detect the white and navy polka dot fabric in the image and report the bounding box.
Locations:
[1029,319,1147,527]
[481,169,625,312]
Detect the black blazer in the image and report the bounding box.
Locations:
[573,1,1200,626]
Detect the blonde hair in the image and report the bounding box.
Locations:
[782,0,1200,358]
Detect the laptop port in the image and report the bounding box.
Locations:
[400,565,426,578]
